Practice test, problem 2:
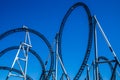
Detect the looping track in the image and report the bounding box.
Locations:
[0,28,54,79]
[58,2,93,80]
[0,2,118,80]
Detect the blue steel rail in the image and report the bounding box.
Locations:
[58,2,93,80]
[0,28,54,80]
[0,46,46,80]
[98,56,116,80]
[0,66,33,80]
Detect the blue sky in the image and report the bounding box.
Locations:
[0,0,120,80]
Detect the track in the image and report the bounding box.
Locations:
[98,56,116,80]
[0,66,33,80]
[58,2,93,80]
[0,46,46,79]
[0,2,119,80]
[0,27,54,79]
[98,56,114,72]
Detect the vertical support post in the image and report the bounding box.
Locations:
[86,64,90,80]
[93,61,96,80]
[93,16,99,80]
[23,27,32,80]
[24,45,29,80]
[55,46,58,80]
[55,33,70,80]
[6,26,32,80]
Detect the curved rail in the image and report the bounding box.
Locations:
[0,27,54,79]
[0,46,46,80]
[98,56,114,71]
[0,66,33,80]
[58,2,93,79]
[98,56,115,80]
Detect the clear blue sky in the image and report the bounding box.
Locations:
[0,0,120,80]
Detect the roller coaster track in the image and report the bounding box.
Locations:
[0,46,46,80]
[0,27,54,79]
[0,66,33,80]
[58,2,93,80]
[98,56,115,80]
[0,2,119,80]
[98,56,114,72]
[84,56,115,80]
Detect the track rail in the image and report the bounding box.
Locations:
[0,27,54,79]
[0,46,45,80]
[98,56,115,80]
[0,66,33,80]
[58,2,93,80]
[98,56,114,72]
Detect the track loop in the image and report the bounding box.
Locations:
[58,2,93,80]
